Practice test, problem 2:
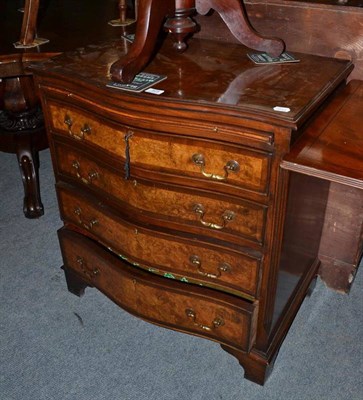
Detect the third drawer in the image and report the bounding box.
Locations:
[57,183,262,300]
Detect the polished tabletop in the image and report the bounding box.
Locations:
[31,35,353,129]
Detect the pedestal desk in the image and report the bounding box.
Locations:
[31,37,352,384]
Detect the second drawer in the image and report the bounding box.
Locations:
[54,140,267,246]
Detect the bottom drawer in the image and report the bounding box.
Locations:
[58,228,258,353]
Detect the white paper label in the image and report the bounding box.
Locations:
[145,88,164,95]
[273,106,291,112]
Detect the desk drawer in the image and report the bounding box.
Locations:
[54,142,267,245]
[48,102,271,195]
[58,228,258,352]
[57,185,261,299]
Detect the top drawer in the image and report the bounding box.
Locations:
[48,101,272,196]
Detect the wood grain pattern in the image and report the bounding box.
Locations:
[57,183,262,299]
[318,183,363,292]
[49,102,271,195]
[129,134,270,194]
[59,228,258,352]
[49,103,128,158]
[55,144,267,245]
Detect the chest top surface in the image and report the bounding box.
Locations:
[31,36,353,129]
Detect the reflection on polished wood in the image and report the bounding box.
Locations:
[194,0,363,81]
[110,0,176,83]
[110,0,285,83]
[282,82,363,189]
[191,0,363,291]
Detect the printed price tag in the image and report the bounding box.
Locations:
[248,52,300,65]
[107,72,167,93]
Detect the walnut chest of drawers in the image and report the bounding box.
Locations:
[31,37,353,385]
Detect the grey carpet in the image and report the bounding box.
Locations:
[1,149,362,400]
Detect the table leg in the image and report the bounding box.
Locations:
[196,0,285,57]
[1,74,48,218]
[110,0,285,82]
[15,129,45,218]
[108,0,136,27]
[13,0,49,48]
[164,0,197,52]
[110,0,176,83]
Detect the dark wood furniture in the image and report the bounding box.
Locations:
[12,0,49,49]
[2,1,360,291]
[0,0,129,217]
[31,34,353,384]
[109,0,136,26]
[282,80,363,291]
[0,1,51,217]
[195,0,363,81]
[110,0,285,83]
[193,0,363,292]
[0,69,48,218]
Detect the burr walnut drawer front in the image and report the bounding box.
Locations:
[54,142,267,245]
[58,228,258,352]
[48,102,271,195]
[56,185,261,299]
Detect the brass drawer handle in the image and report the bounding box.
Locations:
[64,115,91,141]
[192,153,240,181]
[76,256,99,279]
[192,203,235,230]
[185,308,224,331]
[189,255,231,279]
[72,160,99,185]
[74,207,99,230]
